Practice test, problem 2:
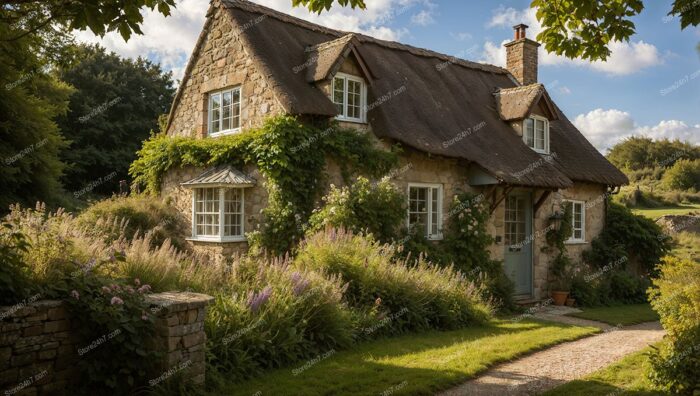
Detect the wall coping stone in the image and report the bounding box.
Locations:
[145,292,214,314]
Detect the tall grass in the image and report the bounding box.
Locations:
[294,228,493,336]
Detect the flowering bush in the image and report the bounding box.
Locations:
[62,263,158,394]
[308,176,406,243]
[205,256,354,379]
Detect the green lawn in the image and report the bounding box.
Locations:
[211,320,598,396]
[568,304,659,326]
[632,203,700,219]
[544,346,667,396]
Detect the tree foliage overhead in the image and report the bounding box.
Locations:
[606,137,700,171]
[1,0,175,43]
[56,44,175,196]
[291,0,699,60]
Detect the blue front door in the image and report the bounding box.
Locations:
[503,193,533,296]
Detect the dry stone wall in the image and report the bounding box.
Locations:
[0,292,213,395]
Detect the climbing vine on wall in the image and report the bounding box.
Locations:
[129,115,398,254]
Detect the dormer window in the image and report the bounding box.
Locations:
[523,115,549,154]
[332,73,366,122]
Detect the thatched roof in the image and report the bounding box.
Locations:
[172,0,628,188]
[495,84,558,121]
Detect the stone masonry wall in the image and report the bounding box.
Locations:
[167,5,282,138]
[0,292,213,395]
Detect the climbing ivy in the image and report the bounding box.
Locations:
[129,115,398,254]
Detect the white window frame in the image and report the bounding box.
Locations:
[407,183,443,240]
[523,115,550,154]
[331,72,366,123]
[208,86,242,137]
[189,187,246,243]
[564,200,586,244]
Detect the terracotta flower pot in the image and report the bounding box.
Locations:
[551,291,569,306]
[565,297,576,307]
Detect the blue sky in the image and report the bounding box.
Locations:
[75,0,700,152]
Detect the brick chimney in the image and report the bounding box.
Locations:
[504,24,540,86]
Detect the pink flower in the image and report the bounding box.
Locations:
[110,296,124,305]
[134,278,141,286]
[137,285,151,294]
[70,290,80,300]
[101,286,111,294]
[125,286,135,294]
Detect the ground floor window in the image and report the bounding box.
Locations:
[564,200,585,242]
[407,183,443,240]
[192,187,244,241]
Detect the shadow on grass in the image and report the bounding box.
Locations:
[208,320,596,396]
[543,379,668,396]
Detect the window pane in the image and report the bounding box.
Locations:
[210,94,221,134]
[524,118,535,148]
[431,188,439,235]
[347,80,362,119]
[223,188,243,237]
[222,91,232,131]
[193,188,221,237]
[333,78,345,116]
[535,119,546,150]
[408,187,429,234]
[232,88,241,129]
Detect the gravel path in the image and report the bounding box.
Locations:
[438,320,665,396]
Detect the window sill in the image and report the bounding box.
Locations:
[335,116,366,124]
[565,240,587,245]
[209,128,241,137]
[187,236,246,243]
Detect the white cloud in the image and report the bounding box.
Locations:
[573,108,700,152]
[481,6,663,76]
[73,0,208,81]
[558,86,572,95]
[411,9,435,26]
[74,0,421,81]
[450,32,472,41]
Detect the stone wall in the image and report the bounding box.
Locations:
[0,299,76,396]
[0,292,213,395]
[166,5,282,138]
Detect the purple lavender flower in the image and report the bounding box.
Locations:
[290,272,310,296]
[246,286,272,313]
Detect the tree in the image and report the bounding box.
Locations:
[607,137,700,171]
[0,23,72,210]
[56,44,175,197]
[663,159,700,190]
[292,0,698,61]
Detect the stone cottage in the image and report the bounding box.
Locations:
[161,0,628,301]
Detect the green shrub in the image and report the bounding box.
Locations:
[583,202,671,273]
[77,195,188,251]
[648,256,700,394]
[663,159,700,191]
[294,228,493,336]
[308,176,405,242]
[205,256,354,379]
[0,222,32,305]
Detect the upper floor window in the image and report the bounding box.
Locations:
[332,73,366,122]
[563,200,585,243]
[407,183,443,240]
[523,115,549,154]
[209,87,241,136]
